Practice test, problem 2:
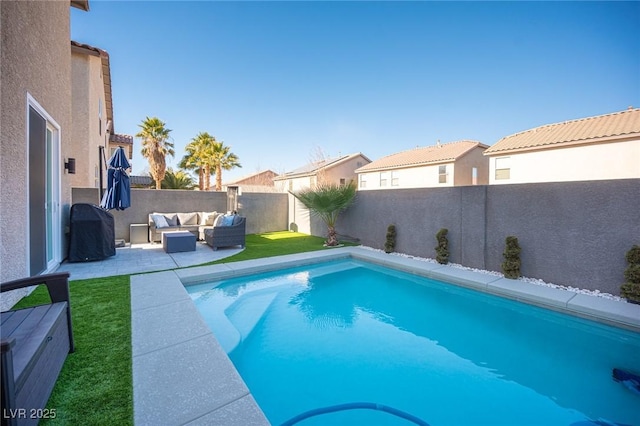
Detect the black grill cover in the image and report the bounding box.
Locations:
[68,203,116,262]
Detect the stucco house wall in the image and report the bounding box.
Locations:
[322,155,367,186]
[358,162,456,190]
[1,1,75,306]
[70,48,108,188]
[488,139,640,184]
[455,146,489,185]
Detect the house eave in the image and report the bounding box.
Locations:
[71,0,90,11]
[484,133,640,156]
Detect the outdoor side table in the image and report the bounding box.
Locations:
[162,231,196,253]
[130,224,149,244]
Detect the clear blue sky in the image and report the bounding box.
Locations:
[71,1,640,182]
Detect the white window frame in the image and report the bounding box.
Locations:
[379,171,389,187]
[438,165,448,184]
[495,157,511,180]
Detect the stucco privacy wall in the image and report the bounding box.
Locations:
[336,179,640,296]
[71,188,288,241]
[1,1,73,284]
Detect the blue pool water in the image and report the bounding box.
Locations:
[187,260,640,426]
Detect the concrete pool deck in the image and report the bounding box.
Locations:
[130,246,640,425]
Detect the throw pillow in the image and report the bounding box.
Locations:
[232,215,243,226]
[213,214,226,227]
[177,212,198,226]
[164,214,178,226]
[222,214,235,227]
[151,214,169,229]
[199,211,217,226]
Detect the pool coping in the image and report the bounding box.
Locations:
[131,246,640,425]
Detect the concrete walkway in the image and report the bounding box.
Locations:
[56,242,243,280]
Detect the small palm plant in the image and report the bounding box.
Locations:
[160,168,196,190]
[292,182,357,247]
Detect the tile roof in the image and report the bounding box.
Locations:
[484,108,640,155]
[225,170,279,186]
[109,134,133,145]
[274,153,370,180]
[356,140,488,173]
[130,175,153,187]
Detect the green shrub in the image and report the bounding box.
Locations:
[435,228,449,264]
[502,236,521,279]
[621,245,640,303]
[385,224,397,254]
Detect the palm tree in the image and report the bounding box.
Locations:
[292,181,357,246]
[160,168,196,190]
[180,132,216,190]
[210,142,241,191]
[136,117,174,190]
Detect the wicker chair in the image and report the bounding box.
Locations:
[204,216,246,251]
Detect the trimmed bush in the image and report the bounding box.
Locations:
[621,245,640,303]
[385,225,397,254]
[435,228,449,264]
[502,236,521,279]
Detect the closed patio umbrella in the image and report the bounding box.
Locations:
[100,146,131,211]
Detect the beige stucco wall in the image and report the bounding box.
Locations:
[488,139,640,185]
[324,155,368,186]
[70,50,107,188]
[454,146,489,185]
[1,1,74,306]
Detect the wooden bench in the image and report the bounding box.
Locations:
[1,273,74,426]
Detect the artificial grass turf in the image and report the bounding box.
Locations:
[10,231,355,424]
[206,231,358,265]
[12,275,132,425]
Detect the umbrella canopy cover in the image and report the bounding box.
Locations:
[100,146,131,211]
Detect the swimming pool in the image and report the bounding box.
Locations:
[187,258,640,426]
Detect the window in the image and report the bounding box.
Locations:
[98,98,102,135]
[391,171,399,186]
[339,178,346,186]
[359,174,367,189]
[438,165,447,184]
[495,157,511,180]
[379,172,389,187]
[472,167,478,185]
[288,180,293,192]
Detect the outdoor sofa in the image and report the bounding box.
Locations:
[204,215,246,250]
[1,272,74,426]
[148,211,222,242]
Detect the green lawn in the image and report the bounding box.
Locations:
[13,232,352,425]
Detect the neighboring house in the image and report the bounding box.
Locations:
[223,170,282,193]
[107,134,133,166]
[355,140,489,190]
[274,153,371,192]
[1,0,90,308]
[484,108,640,184]
[71,40,132,189]
[275,153,371,234]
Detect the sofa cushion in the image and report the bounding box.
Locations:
[151,214,169,229]
[232,215,243,226]
[199,211,217,226]
[177,212,198,226]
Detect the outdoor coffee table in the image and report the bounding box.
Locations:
[162,231,196,253]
